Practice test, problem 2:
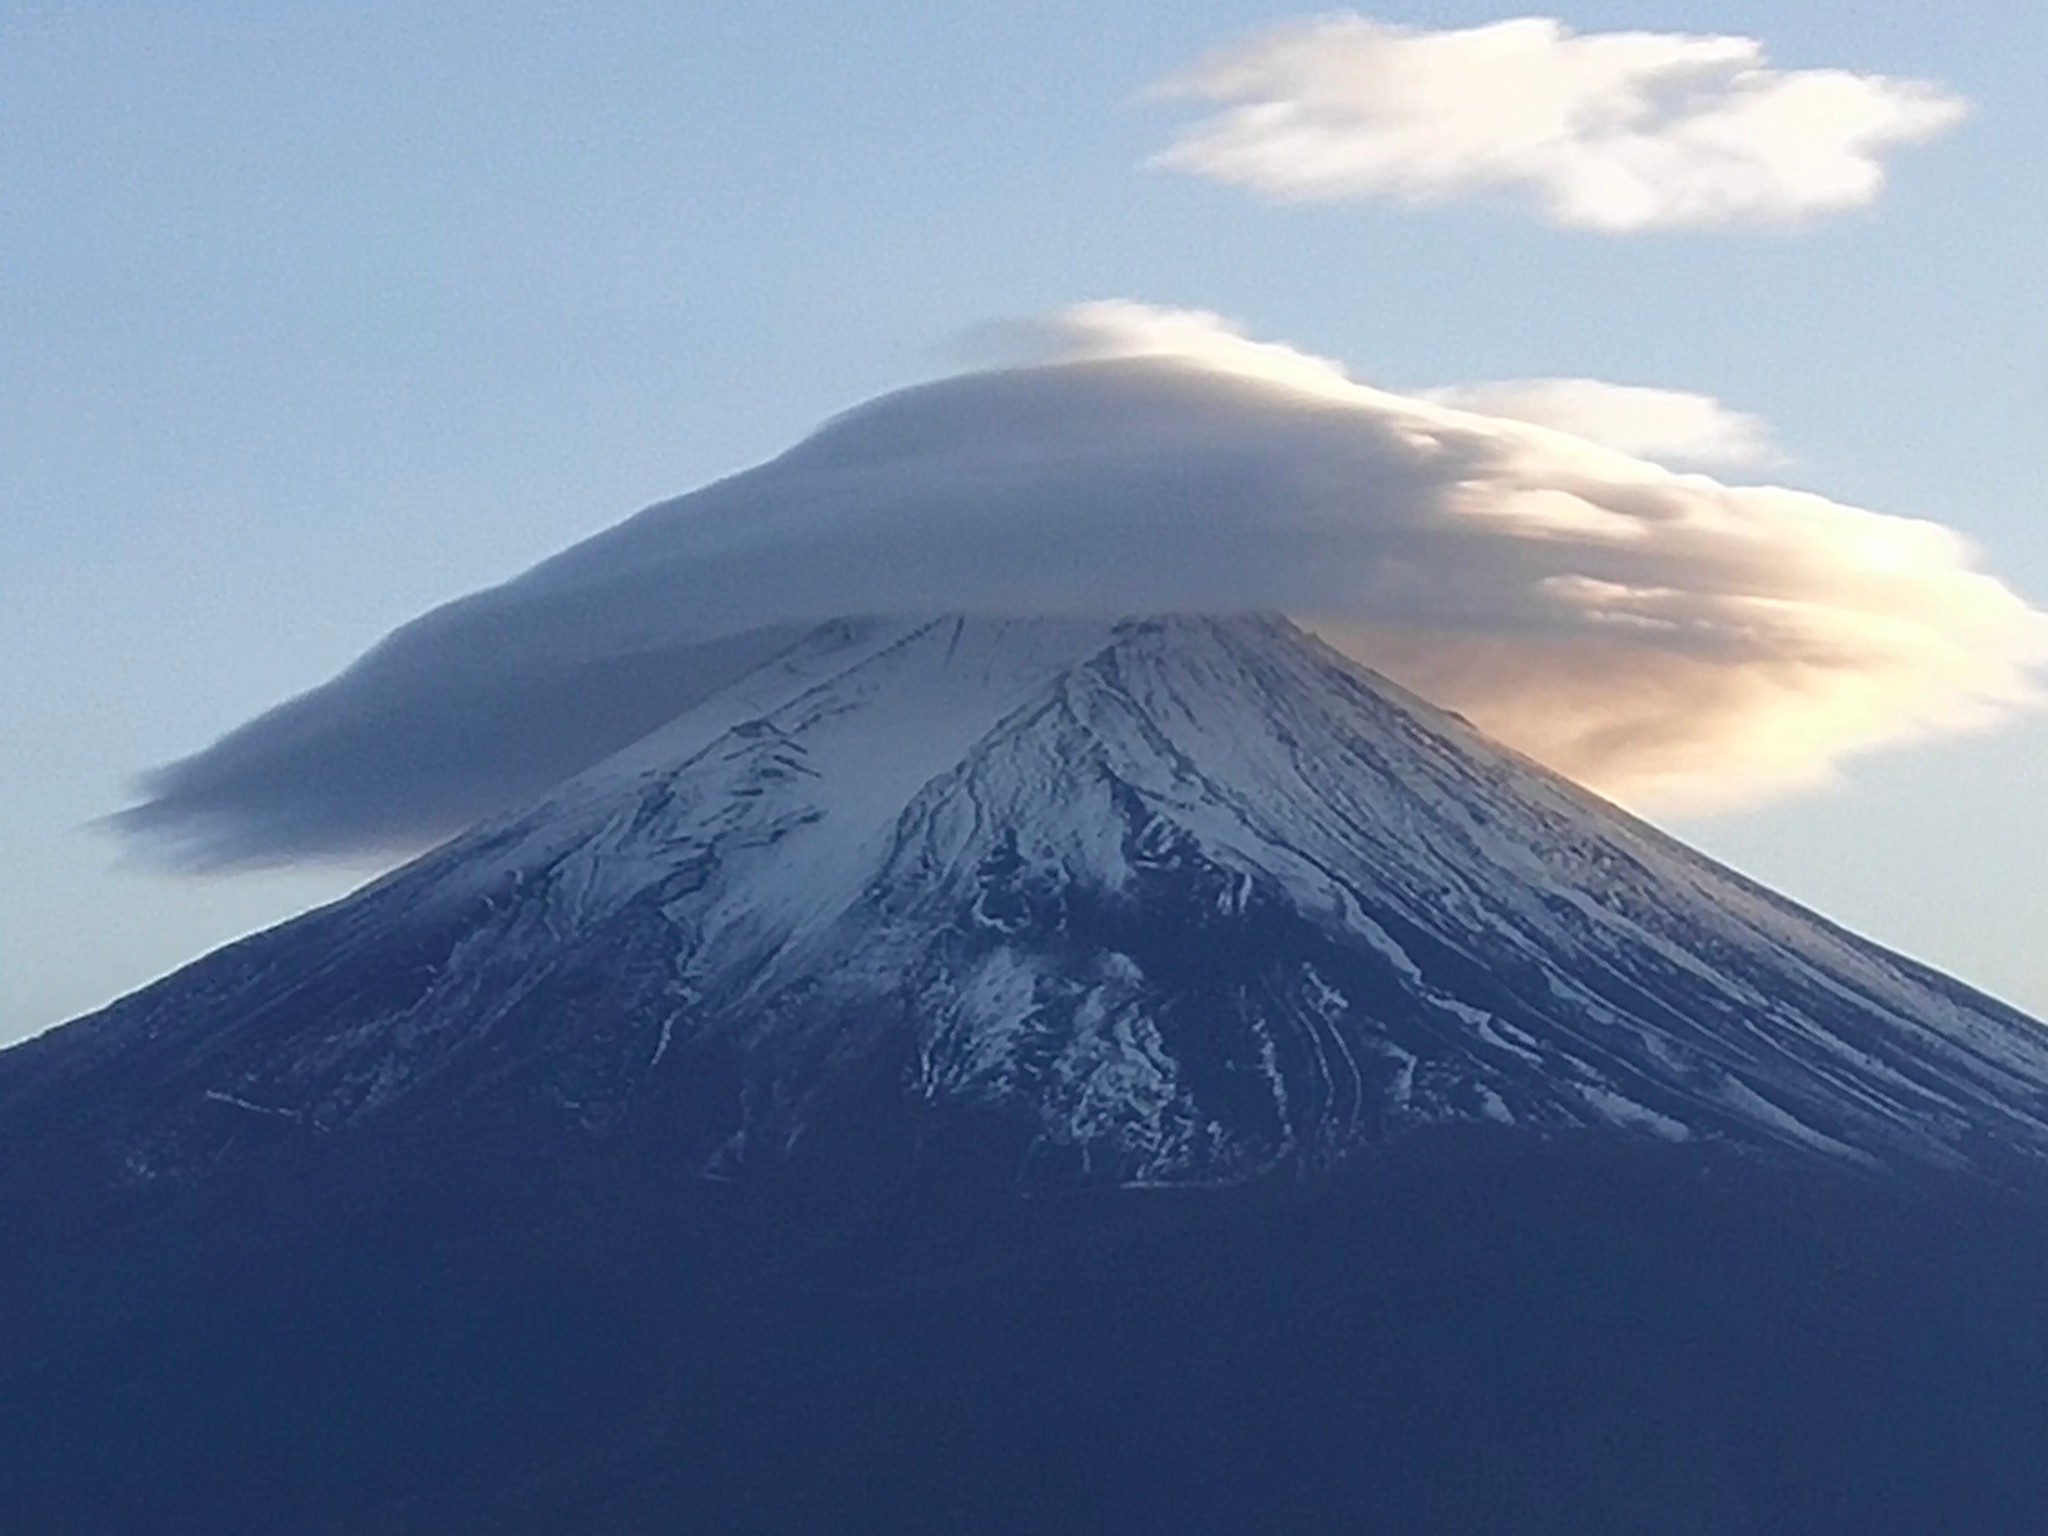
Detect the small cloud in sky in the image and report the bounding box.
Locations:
[1148,15,1969,232]
[118,302,2046,868]
[1417,378,1774,468]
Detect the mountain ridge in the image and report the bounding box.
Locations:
[9,612,2046,1196]
[10,612,2048,1535]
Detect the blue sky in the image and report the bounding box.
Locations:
[4,0,2044,1043]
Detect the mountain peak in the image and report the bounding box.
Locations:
[10,613,2048,1193]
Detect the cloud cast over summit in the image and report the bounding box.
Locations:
[1149,15,1968,232]
[120,303,2046,867]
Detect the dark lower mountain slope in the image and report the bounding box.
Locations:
[8,1127,2048,1536]
[4,614,2047,1533]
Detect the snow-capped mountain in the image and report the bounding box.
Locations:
[10,612,2047,1194]
[11,613,2048,1536]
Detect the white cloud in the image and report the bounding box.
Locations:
[1028,304,1774,465]
[1417,378,1773,467]
[120,302,2046,865]
[1150,15,1969,232]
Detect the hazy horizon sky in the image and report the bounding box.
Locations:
[5,1,2044,1043]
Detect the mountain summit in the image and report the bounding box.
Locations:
[9,613,2047,1196]
[8,614,2048,1536]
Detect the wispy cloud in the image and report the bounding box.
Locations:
[1417,378,1773,468]
[119,303,2045,866]
[1149,15,1968,232]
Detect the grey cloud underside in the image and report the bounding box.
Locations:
[118,624,809,866]
[120,349,2043,866]
[119,364,1478,866]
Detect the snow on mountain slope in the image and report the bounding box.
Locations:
[8,614,2048,1192]
[775,617,2048,1183]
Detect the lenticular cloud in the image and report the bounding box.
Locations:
[121,304,2046,868]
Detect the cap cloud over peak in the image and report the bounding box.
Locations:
[120,304,2046,868]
